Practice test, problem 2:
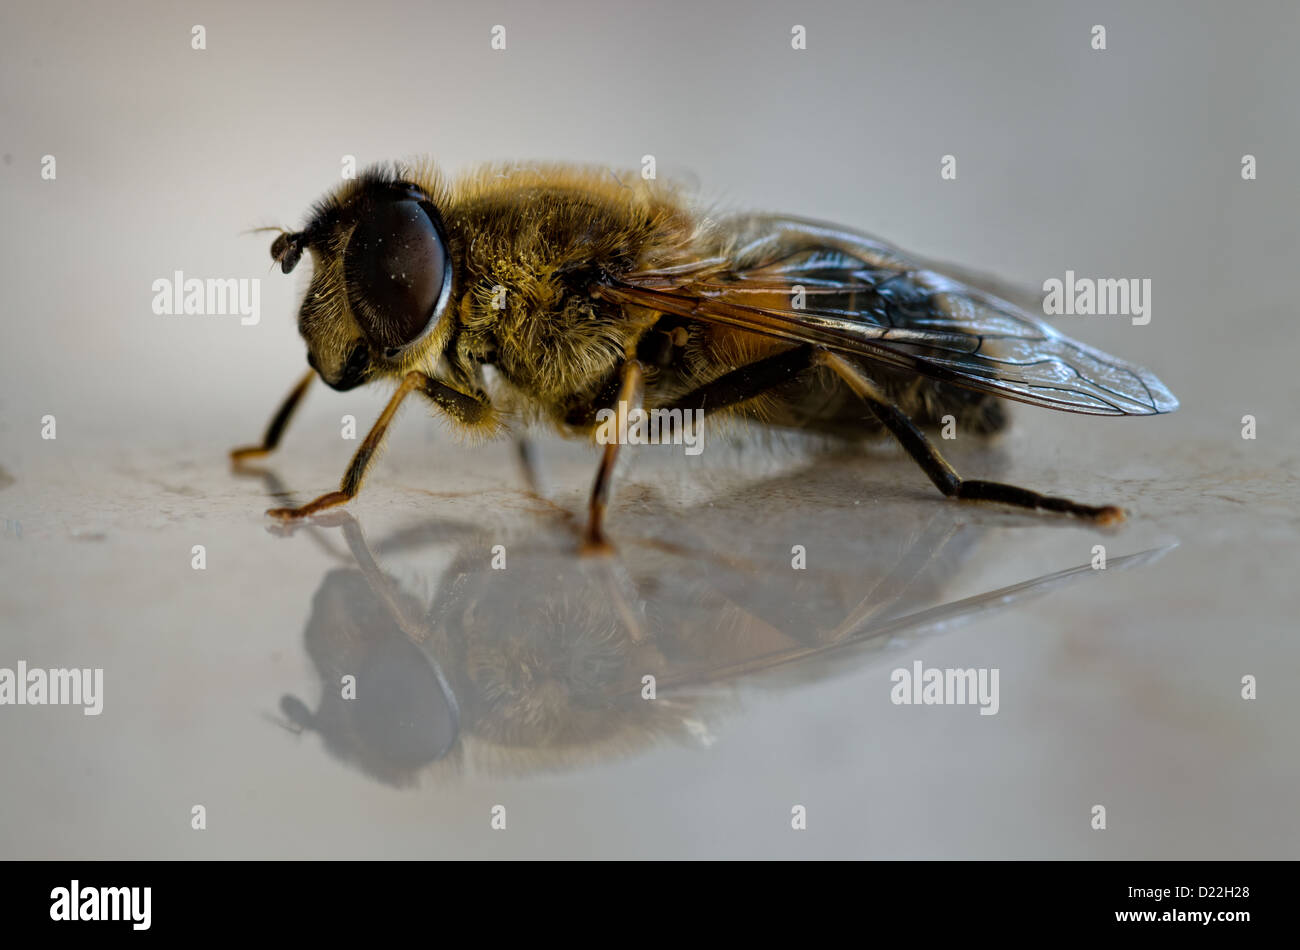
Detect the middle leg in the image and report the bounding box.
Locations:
[582,360,645,554]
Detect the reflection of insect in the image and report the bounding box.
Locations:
[233,161,1178,549]
[273,486,1173,787]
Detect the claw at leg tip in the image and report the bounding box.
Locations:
[1096,505,1126,526]
[579,534,616,558]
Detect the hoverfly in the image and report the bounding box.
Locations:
[233,161,1178,550]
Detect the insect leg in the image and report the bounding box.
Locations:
[817,350,1124,523]
[663,344,817,417]
[516,437,546,495]
[268,371,489,520]
[230,369,315,462]
[582,360,646,554]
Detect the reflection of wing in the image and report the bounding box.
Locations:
[644,543,1177,694]
[598,216,1178,416]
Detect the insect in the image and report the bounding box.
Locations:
[232,161,1178,550]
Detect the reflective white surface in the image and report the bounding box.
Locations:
[1,0,1297,858]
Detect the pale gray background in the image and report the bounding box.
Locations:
[0,0,1296,858]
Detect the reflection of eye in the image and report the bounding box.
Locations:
[344,199,450,352]
[356,644,459,768]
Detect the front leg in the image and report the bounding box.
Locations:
[268,371,491,521]
[231,370,315,463]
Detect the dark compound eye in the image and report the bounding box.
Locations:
[344,198,450,352]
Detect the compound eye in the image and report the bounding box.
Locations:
[344,199,450,352]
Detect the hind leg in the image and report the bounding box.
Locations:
[816,351,1124,523]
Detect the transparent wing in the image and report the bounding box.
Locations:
[599,215,1178,416]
